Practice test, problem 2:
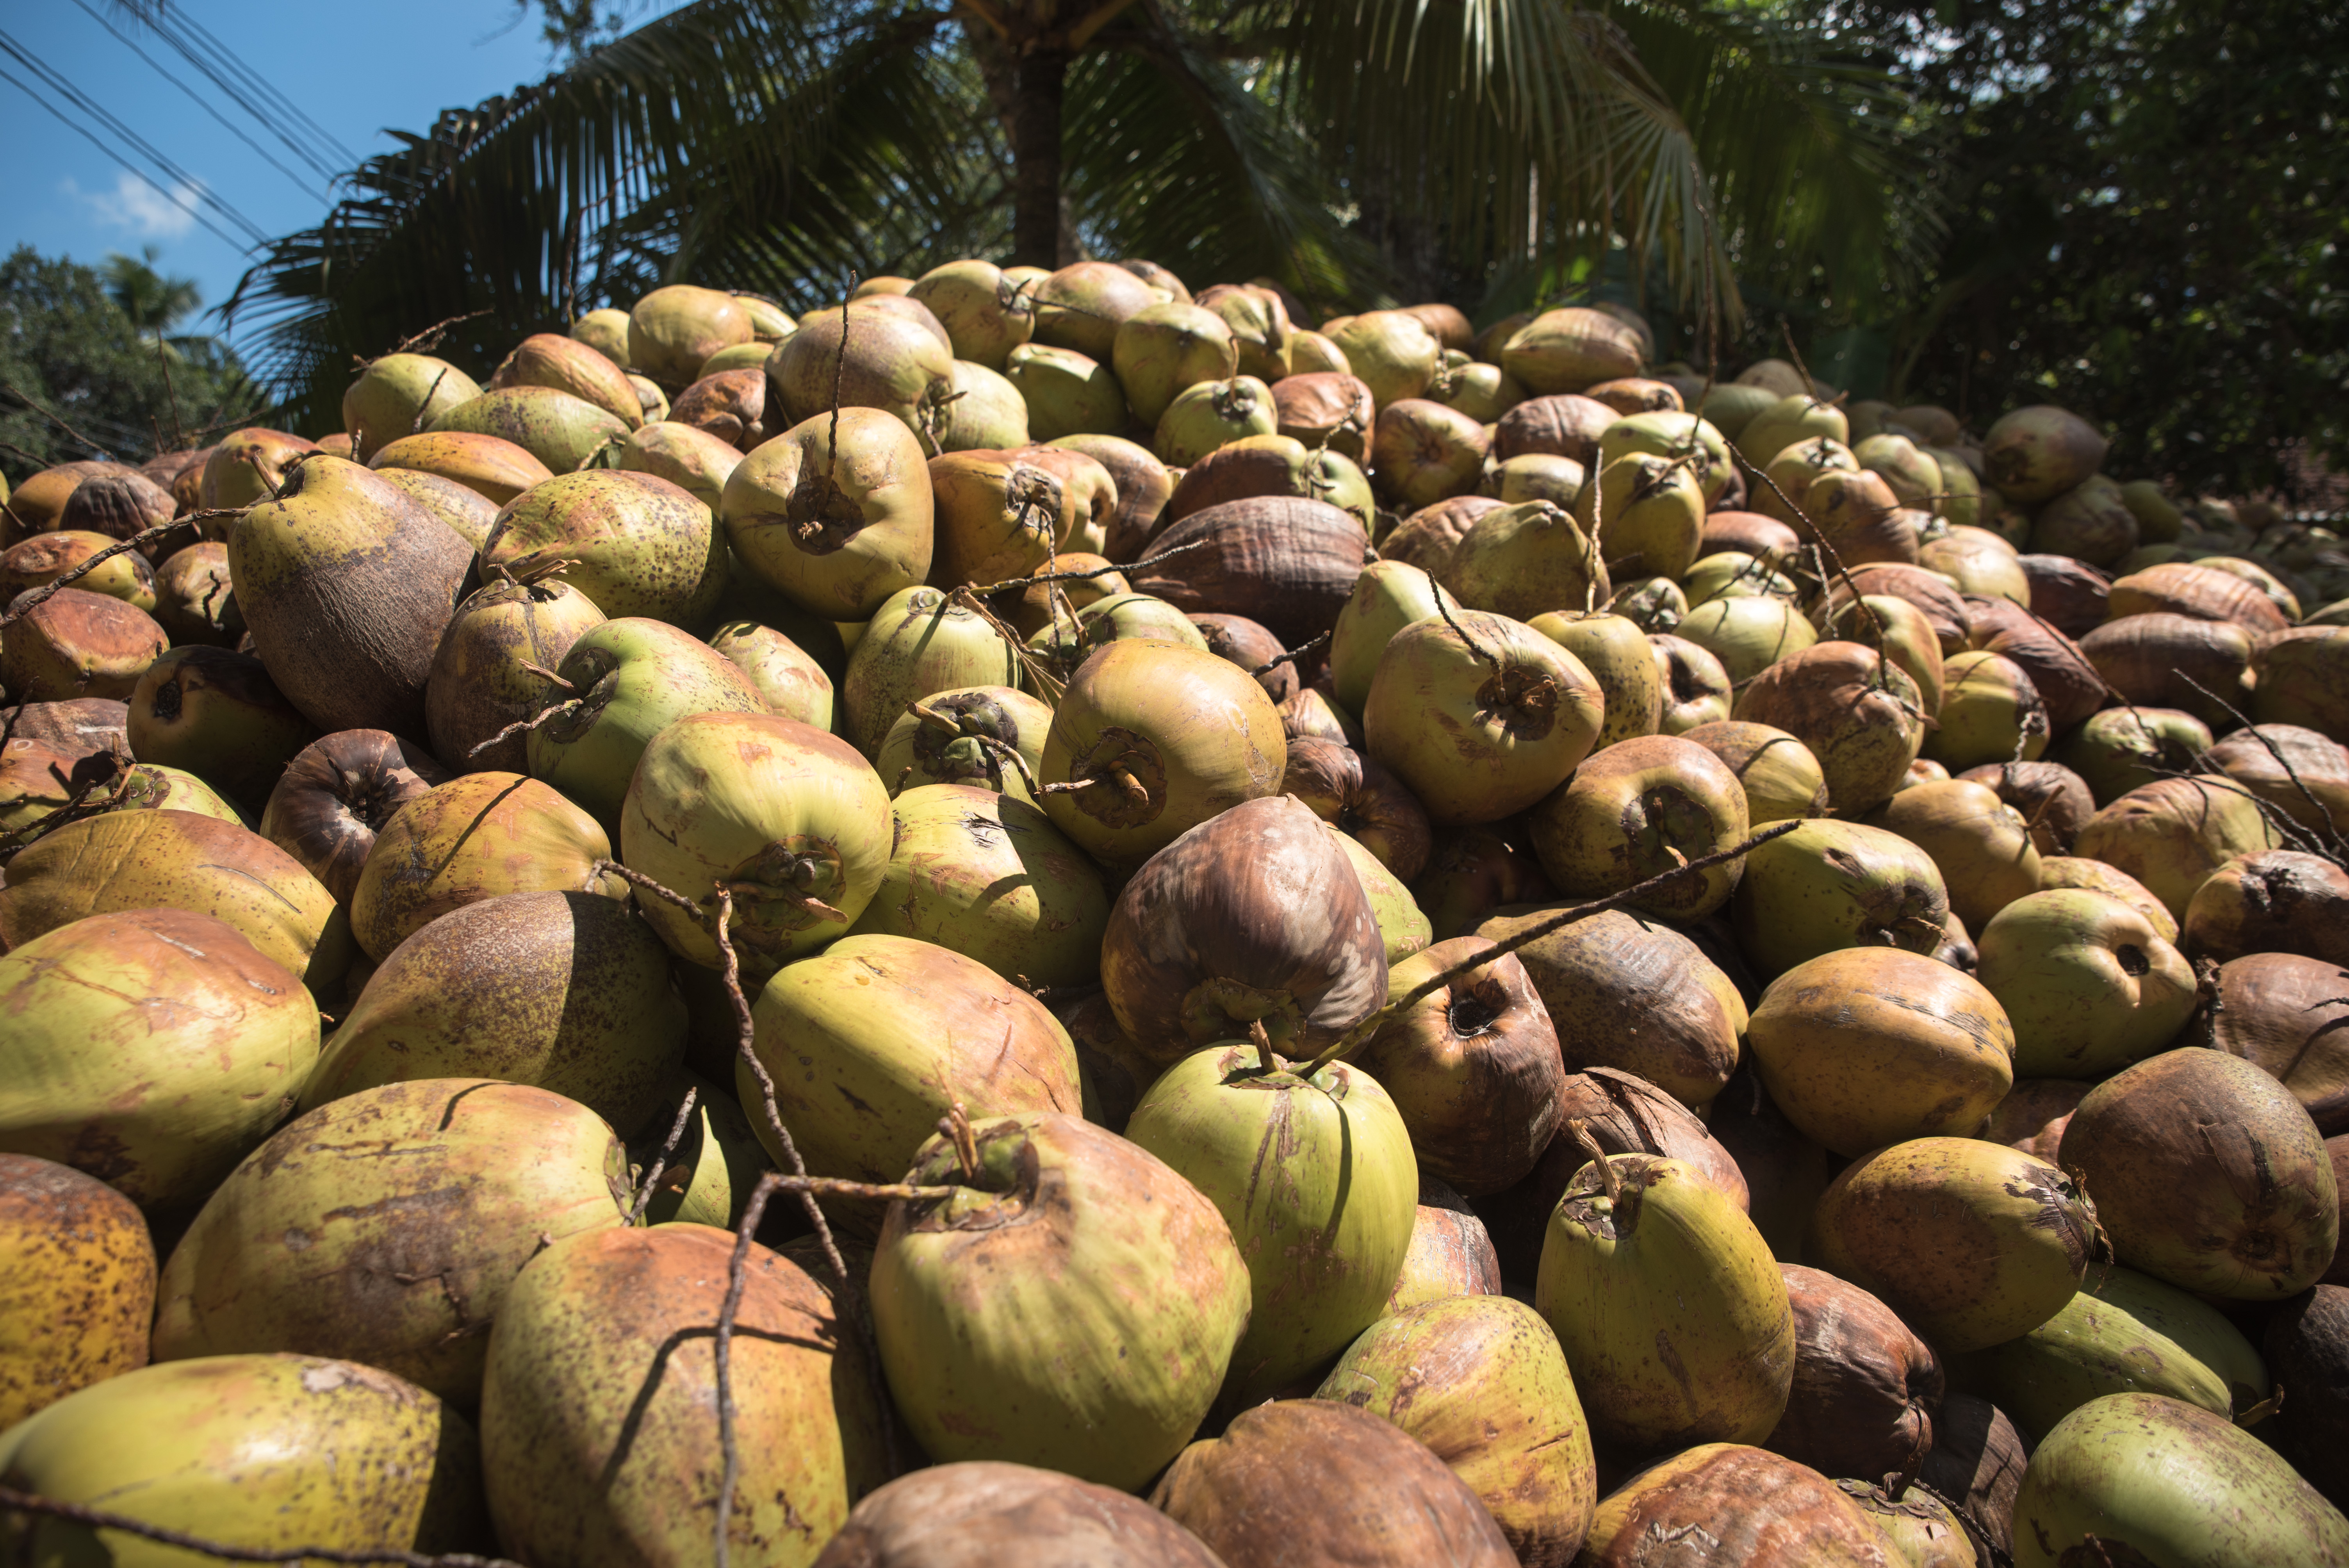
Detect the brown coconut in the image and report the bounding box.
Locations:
[2190,952,2349,1135]
[813,1462,1224,1568]
[1916,1394,2029,1564]
[1764,1263,1945,1483]
[1975,1077,2091,1164]
[2080,611,2254,726]
[1575,1444,1900,1567]
[258,731,453,904]
[2185,851,2349,968]
[1278,736,1432,881]
[1956,759,2096,854]
[1128,495,1367,647]
[1385,1174,1507,1312]
[2020,553,2112,637]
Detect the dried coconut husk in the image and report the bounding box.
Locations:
[1957,759,2096,854]
[2019,552,2110,636]
[1129,495,1367,647]
[2189,952,2349,1135]
[1765,1263,1945,1483]
[1961,593,2106,735]
[259,731,451,904]
[2184,850,2349,967]
[1280,736,1432,881]
[1187,611,1296,702]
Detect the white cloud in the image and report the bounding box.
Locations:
[60,170,200,239]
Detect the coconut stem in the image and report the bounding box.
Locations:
[948,585,1067,705]
[387,307,492,359]
[817,274,857,509]
[1248,1017,1277,1074]
[1294,817,1803,1077]
[937,1099,982,1183]
[1568,1117,1623,1204]
[519,661,577,692]
[4,378,121,461]
[0,513,229,629]
[410,367,451,435]
[626,1085,698,1226]
[1251,629,1330,681]
[466,699,581,759]
[1721,430,1885,647]
[1426,567,1499,670]
[0,1484,522,1568]
[2174,670,2349,862]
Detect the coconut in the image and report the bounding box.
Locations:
[1863,777,2042,930]
[770,303,955,441]
[303,890,684,1136]
[1500,308,1643,396]
[1918,1394,2030,1563]
[871,683,1050,805]
[149,542,240,646]
[705,620,834,729]
[1039,638,1285,865]
[1526,735,1750,919]
[1983,406,2108,504]
[479,1223,886,1566]
[1809,1137,2105,1351]
[720,407,933,622]
[1678,720,1831,823]
[1363,608,1602,825]
[342,354,483,461]
[1027,261,1161,358]
[2073,775,2284,921]
[1350,938,1563,1196]
[368,429,554,506]
[0,909,318,1212]
[1683,551,1798,606]
[1747,948,2015,1157]
[1125,1046,1416,1403]
[151,1078,630,1401]
[4,462,123,538]
[1575,1446,1896,1567]
[2252,624,2349,739]
[2014,1394,2349,1565]
[1536,1146,1792,1450]
[0,1354,488,1561]
[258,730,450,903]
[627,284,755,383]
[1112,302,1237,426]
[842,586,1020,759]
[1316,1295,1598,1566]
[2108,559,2289,632]
[2050,706,2212,805]
[0,586,166,705]
[1443,361,1528,424]
[2064,1047,2338,1298]
[846,783,1107,989]
[2030,474,2140,566]
[487,331,642,429]
[123,644,313,808]
[666,366,775,452]
[1956,759,2094,853]
[1150,1401,1515,1568]
[741,934,1076,1194]
[424,576,608,774]
[872,1111,1248,1489]
[925,360,1032,454]
[1369,399,1488,511]
[1409,827,1553,940]
[56,471,178,557]
[2034,855,2179,942]
[1729,818,1950,978]
[1960,1262,2270,1439]
[1923,649,2051,773]
[2189,952,2349,1136]
[200,428,320,509]
[365,468,497,552]
[1976,1077,2089,1163]
[0,809,349,1000]
[1328,310,1445,406]
[428,385,629,474]
[230,456,472,738]
[1740,394,1853,468]
[1099,794,1387,1067]
[2200,723,2349,839]
[1438,494,1608,634]
[479,469,725,627]
[998,346,1126,448]
[1267,371,1376,464]
[0,1155,155,1429]
[1472,906,1743,1109]
[1973,889,2197,1078]
[2019,552,2111,636]
[1766,1264,1944,1483]
[1494,393,1616,470]
[2266,1287,2349,1504]
[817,1462,1223,1568]
[1524,611,1660,748]
[1732,641,1926,815]
[2,696,128,759]
[613,420,742,509]
[1474,1066,1748,1281]
[2080,611,2254,727]
[350,772,625,963]
[0,530,156,610]
[1154,375,1279,467]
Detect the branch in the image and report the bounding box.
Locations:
[0,1487,522,1568]
[0,515,229,628]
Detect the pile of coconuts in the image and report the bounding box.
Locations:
[2,256,2347,1568]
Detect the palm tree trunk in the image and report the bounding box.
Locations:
[1012,42,1069,270]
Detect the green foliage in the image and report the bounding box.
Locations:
[2,247,266,485]
[101,246,203,337]
[1750,0,2347,502]
[219,0,1916,433]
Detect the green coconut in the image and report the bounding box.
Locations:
[1535,1146,1793,1452]
[1974,889,2198,1078]
[2073,776,2284,922]
[629,284,755,384]
[739,933,1078,1195]
[430,385,629,476]
[706,619,834,729]
[626,1069,773,1228]
[1124,1042,1418,1406]
[1729,818,1951,978]
[489,332,645,429]
[477,1223,888,1567]
[1681,551,1796,606]
[2050,706,2214,805]
[526,616,771,836]
[1317,1295,1598,1566]
[2012,1393,2349,1566]
[719,406,933,623]
[1004,343,1129,441]
[1330,559,1463,715]
[614,420,741,510]
[480,469,727,627]
[871,1111,1250,1490]
[0,529,156,610]
[872,683,1052,805]
[1983,405,2109,505]
[1732,641,1927,816]
[571,307,635,366]
[1154,376,1278,467]
[768,302,954,440]
[1738,394,1851,467]
[844,782,1107,989]
[301,890,685,1137]
[1578,453,1707,583]
[0,1354,490,1566]
[1331,309,1444,405]
[1959,1263,2270,1439]
[617,710,891,981]
[0,910,318,1212]
[925,359,1030,453]
[0,809,350,1002]
[1808,1137,2107,1352]
[1678,720,1830,822]
[1333,828,1433,963]
[907,258,1034,369]
[343,354,483,461]
[368,429,554,507]
[842,585,1022,758]
[1499,308,1641,398]
[1674,594,1818,686]
[1038,638,1287,866]
[1115,302,1239,426]
[148,541,241,646]
[1926,650,2052,773]
[1440,500,1608,625]
[1527,611,1662,748]
[1526,734,1751,920]
[151,1078,633,1402]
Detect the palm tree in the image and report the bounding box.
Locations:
[101,245,202,339]
[202,0,1926,426]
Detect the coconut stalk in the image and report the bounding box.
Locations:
[0,513,235,629]
[0,1485,521,1568]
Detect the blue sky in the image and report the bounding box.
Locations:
[0,1,684,355]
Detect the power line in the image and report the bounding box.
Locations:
[100,2,351,187]
[67,0,330,206]
[0,61,253,256]
[0,25,271,246]
[134,4,359,175]
[173,5,358,166]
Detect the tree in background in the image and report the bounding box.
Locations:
[210,0,1920,431]
[101,246,203,340]
[2,247,266,483]
[1725,0,2347,504]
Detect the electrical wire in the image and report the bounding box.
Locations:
[0,60,254,255]
[0,25,271,246]
[67,0,330,205]
[134,2,359,175]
